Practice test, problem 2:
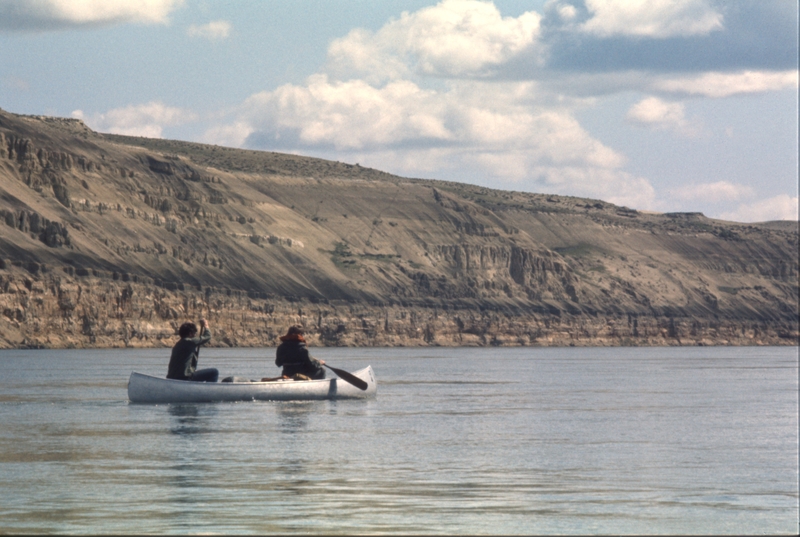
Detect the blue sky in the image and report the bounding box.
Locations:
[1,0,797,222]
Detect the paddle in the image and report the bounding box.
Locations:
[323,363,368,391]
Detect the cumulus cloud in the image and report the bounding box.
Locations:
[578,0,723,38]
[210,0,800,213]
[228,75,623,174]
[541,0,796,74]
[200,69,652,208]
[663,184,798,222]
[327,0,543,81]
[72,101,197,138]
[0,0,182,30]
[190,0,794,215]
[187,20,231,40]
[541,166,656,210]
[626,96,699,136]
[238,76,449,150]
[718,195,799,222]
[652,69,799,98]
[203,121,252,149]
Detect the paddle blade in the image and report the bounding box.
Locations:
[324,364,368,391]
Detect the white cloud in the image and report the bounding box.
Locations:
[187,20,231,40]
[204,1,680,210]
[328,0,542,81]
[579,0,723,38]
[626,96,698,136]
[0,0,182,30]
[528,165,657,209]
[718,195,799,223]
[202,121,252,148]
[72,101,197,137]
[556,4,577,22]
[659,183,799,223]
[653,70,799,98]
[239,76,451,150]
[232,75,624,171]
[667,181,755,203]
[207,72,648,209]
[185,1,793,219]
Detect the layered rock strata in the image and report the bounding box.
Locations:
[1,109,797,348]
[2,271,795,349]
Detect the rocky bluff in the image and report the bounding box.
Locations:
[0,108,797,349]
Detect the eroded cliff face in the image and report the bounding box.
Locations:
[1,272,795,349]
[0,109,797,349]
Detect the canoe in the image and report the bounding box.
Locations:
[127,365,377,403]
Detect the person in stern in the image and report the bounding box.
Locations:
[268,325,325,381]
[167,318,218,382]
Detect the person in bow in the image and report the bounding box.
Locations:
[273,325,325,380]
[166,318,218,382]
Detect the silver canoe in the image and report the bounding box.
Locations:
[127,365,377,403]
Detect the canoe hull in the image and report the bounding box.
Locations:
[127,365,376,403]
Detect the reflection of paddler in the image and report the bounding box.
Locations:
[273,326,325,380]
[166,318,219,382]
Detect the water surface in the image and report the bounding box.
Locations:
[0,346,797,534]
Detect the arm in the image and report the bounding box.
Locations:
[189,319,212,346]
[187,331,212,346]
[305,348,325,366]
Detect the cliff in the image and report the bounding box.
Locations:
[0,108,797,348]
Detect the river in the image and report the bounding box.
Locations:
[0,346,797,534]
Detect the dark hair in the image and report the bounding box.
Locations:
[286,325,304,336]
[179,322,198,338]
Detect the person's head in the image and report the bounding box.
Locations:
[279,325,305,342]
[179,322,198,338]
[286,325,304,337]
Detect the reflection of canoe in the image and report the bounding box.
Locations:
[127,365,377,403]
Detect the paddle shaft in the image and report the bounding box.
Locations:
[323,364,368,391]
[196,324,206,359]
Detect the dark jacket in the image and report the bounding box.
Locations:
[275,338,325,379]
[167,329,212,380]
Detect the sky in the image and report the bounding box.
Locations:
[0,0,797,222]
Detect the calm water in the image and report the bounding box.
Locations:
[0,346,797,535]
